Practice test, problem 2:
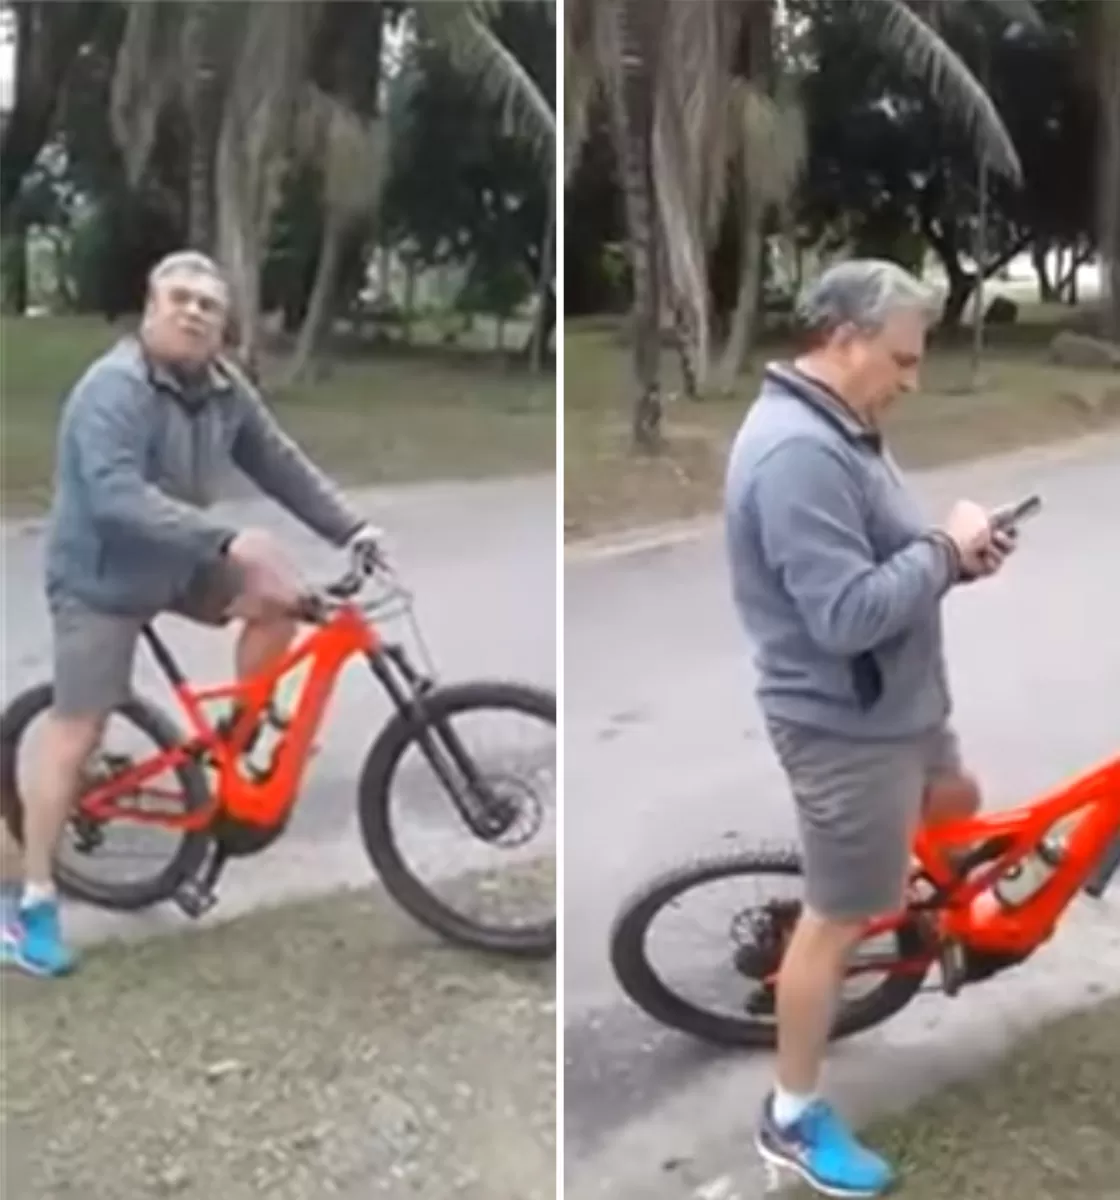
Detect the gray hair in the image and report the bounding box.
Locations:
[795,258,938,340]
[147,250,229,297]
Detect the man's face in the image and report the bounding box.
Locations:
[835,309,927,418]
[142,268,228,369]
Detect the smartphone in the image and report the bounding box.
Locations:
[990,494,1042,533]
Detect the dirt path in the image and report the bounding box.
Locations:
[1,881,555,1200]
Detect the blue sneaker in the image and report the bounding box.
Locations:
[756,1093,894,1197]
[0,898,77,977]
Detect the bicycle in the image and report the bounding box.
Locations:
[609,493,1120,1045]
[0,550,555,959]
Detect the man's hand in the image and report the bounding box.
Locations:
[347,523,391,575]
[941,500,1015,580]
[224,528,304,618]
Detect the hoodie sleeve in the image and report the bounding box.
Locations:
[747,436,957,655]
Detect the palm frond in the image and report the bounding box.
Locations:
[731,78,807,210]
[851,0,1023,181]
[979,0,1043,29]
[419,1,555,172]
[919,0,1043,32]
[298,85,388,218]
[563,0,608,182]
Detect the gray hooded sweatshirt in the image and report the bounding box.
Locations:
[724,363,959,740]
[45,336,364,616]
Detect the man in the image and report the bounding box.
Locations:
[0,250,385,978]
[723,258,1014,1196]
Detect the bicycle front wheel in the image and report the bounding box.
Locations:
[357,680,555,958]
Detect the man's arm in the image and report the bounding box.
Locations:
[72,369,236,561]
[227,374,364,547]
[748,437,957,656]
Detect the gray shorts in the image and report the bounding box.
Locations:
[765,717,963,921]
[51,559,245,719]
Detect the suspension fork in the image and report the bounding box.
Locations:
[367,647,507,838]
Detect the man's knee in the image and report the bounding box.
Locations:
[923,771,982,824]
[241,612,297,645]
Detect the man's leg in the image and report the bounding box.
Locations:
[174,561,297,724]
[0,821,25,925]
[233,611,297,681]
[771,907,868,1096]
[756,720,925,1197]
[922,725,981,825]
[1,600,137,976]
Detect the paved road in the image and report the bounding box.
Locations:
[0,473,556,946]
[564,432,1120,1199]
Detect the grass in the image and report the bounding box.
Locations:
[563,309,1120,541]
[0,880,556,1200]
[787,994,1120,1199]
[0,315,556,516]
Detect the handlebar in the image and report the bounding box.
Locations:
[295,546,411,625]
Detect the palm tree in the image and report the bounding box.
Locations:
[288,0,556,380]
[111,0,321,371]
[111,0,555,379]
[423,0,556,368]
[566,0,1032,450]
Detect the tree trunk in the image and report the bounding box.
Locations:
[1099,4,1120,341]
[673,295,698,400]
[941,266,975,329]
[714,0,774,389]
[715,199,765,389]
[285,209,345,384]
[1,224,28,315]
[181,2,222,252]
[403,261,415,343]
[529,170,556,372]
[1032,239,1055,302]
[214,3,314,378]
[606,0,668,452]
[1,1,108,219]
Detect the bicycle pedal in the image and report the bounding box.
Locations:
[939,937,967,997]
[175,883,218,920]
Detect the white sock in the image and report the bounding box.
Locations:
[772,1084,816,1128]
[21,882,57,910]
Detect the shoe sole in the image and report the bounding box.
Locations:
[0,932,74,978]
[755,1135,890,1198]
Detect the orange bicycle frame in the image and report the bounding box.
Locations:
[863,754,1120,958]
[76,604,382,833]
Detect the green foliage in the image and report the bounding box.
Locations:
[379,0,554,318]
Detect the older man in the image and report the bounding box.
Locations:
[1,250,385,977]
[724,259,1014,1196]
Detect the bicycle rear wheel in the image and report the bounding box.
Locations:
[0,683,212,911]
[609,848,930,1047]
[357,680,555,958]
